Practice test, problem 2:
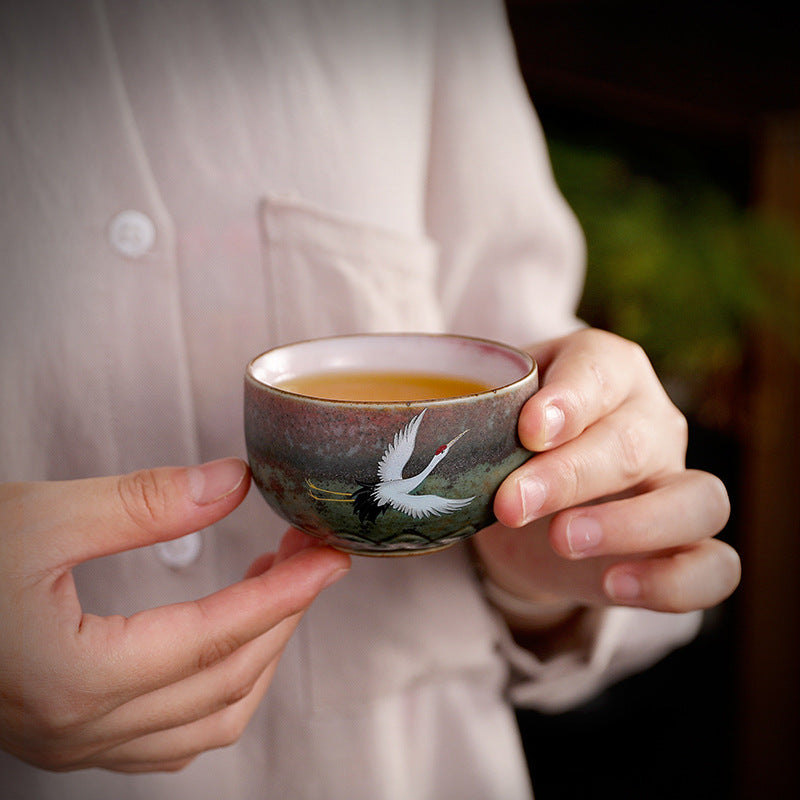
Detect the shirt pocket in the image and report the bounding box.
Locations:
[259,195,445,342]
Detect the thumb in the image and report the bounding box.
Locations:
[45,458,249,565]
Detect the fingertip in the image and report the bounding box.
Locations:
[717,540,742,596]
[493,477,528,528]
[518,400,547,452]
[105,461,248,559]
[275,528,351,580]
[493,479,517,528]
[518,397,566,452]
[276,527,327,562]
[319,556,352,590]
[706,473,732,534]
[278,539,351,595]
[546,514,573,559]
[602,540,742,613]
[187,458,249,506]
[543,404,566,447]
[603,565,643,604]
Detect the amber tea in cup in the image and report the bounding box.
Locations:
[275,370,492,402]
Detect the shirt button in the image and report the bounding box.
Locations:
[155,532,202,569]
[108,209,156,258]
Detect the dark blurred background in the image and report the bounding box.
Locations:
[503,2,800,798]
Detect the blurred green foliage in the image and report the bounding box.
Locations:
[547,138,800,412]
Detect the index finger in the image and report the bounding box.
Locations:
[77,540,350,701]
[521,329,653,451]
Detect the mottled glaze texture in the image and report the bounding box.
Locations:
[244,335,538,556]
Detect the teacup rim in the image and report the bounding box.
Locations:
[245,332,537,406]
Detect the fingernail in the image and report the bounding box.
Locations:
[566,515,603,555]
[543,404,565,447]
[605,568,641,603]
[519,477,547,523]
[188,458,247,505]
[321,565,351,591]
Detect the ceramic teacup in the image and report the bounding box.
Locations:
[244,333,538,556]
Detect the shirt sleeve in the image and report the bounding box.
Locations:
[427,0,704,711]
[425,0,586,346]
[498,606,702,712]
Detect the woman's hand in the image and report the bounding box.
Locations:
[475,329,740,621]
[0,459,350,773]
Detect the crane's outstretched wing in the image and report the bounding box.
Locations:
[377,409,427,482]
[387,493,475,519]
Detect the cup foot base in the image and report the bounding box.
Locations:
[304,524,478,557]
[329,540,459,557]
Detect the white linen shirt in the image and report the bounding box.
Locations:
[0,1,701,798]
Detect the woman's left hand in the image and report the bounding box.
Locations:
[474,328,741,618]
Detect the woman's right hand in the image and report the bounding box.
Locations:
[0,459,350,773]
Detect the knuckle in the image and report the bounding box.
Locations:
[578,326,615,352]
[585,328,647,366]
[20,697,93,770]
[567,331,616,412]
[117,469,172,532]
[221,680,255,709]
[196,630,243,672]
[614,418,649,481]
[26,695,87,740]
[609,332,653,374]
[551,452,584,508]
[588,359,614,413]
[219,666,259,709]
[213,706,250,748]
[625,338,651,370]
[668,404,689,452]
[578,350,614,414]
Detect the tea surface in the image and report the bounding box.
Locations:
[276,370,492,401]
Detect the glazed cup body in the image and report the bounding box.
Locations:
[244,333,538,556]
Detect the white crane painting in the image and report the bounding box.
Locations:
[306,409,475,524]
